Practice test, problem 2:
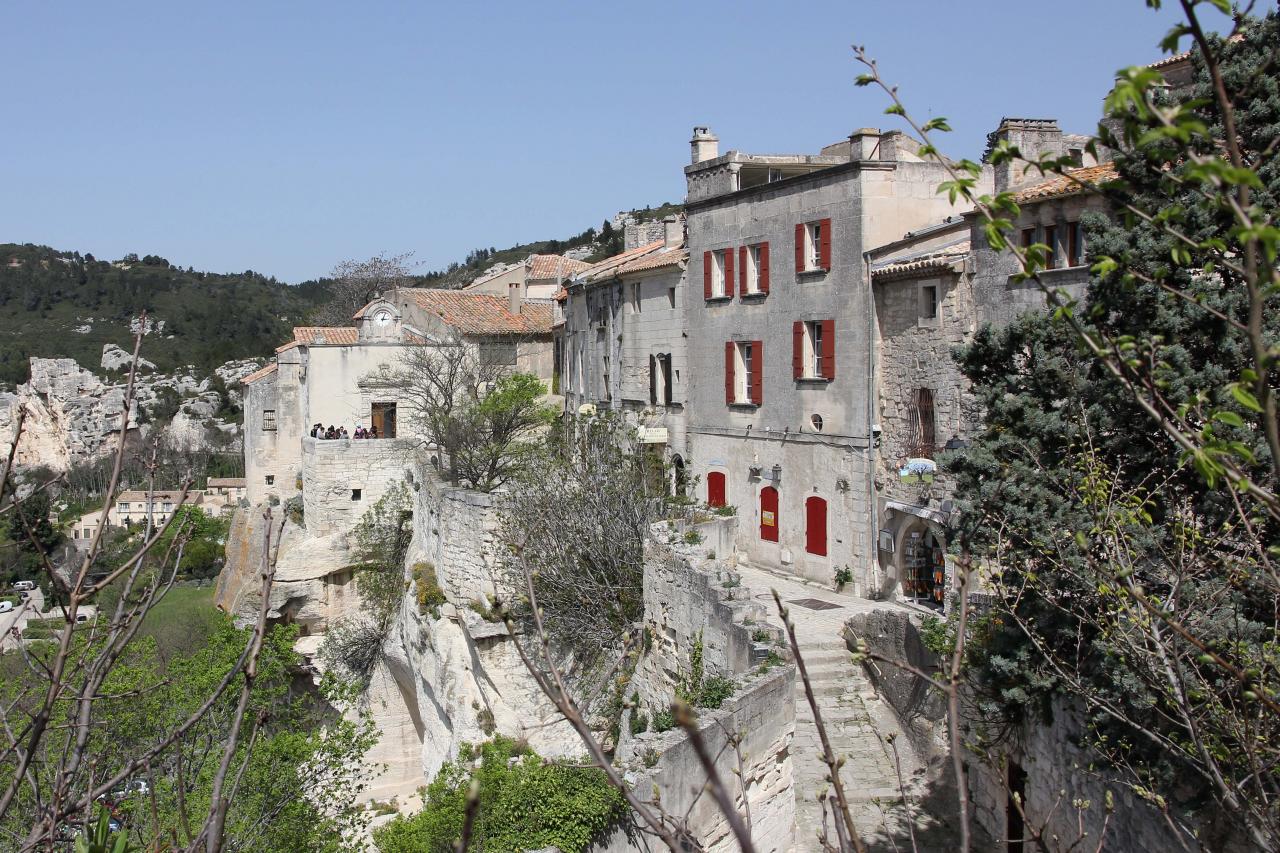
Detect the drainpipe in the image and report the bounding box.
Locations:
[863,246,880,599]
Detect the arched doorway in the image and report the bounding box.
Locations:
[759,486,779,542]
[707,471,726,507]
[805,496,827,556]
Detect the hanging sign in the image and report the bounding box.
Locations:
[761,510,776,526]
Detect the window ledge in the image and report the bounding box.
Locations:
[740,291,769,301]
[796,377,833,385]
[797,268,829,279]
[704,295,734,304]
[728,402,760,410]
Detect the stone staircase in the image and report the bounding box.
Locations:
[789,635,923,851]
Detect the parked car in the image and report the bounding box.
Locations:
[13,581,34,591]
[0,602,13,613]
[75,614,89,623]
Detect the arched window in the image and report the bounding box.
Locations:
[805,496,828,556]
[759,486,779,542]
[707,471,726,507]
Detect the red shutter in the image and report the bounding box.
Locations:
[703,252,712,300]
[738,246,748,297]
[708,471,726,507]
[792,321,803,379]
[821,319,835,380]
[819,218,832,270]
[723,248,735,298]
[805,496,828,556]
[759,242,770,293]
[724,342,735,405]
[794,224,805,272]
[750,340,764,405]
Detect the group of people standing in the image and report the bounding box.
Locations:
[309,423,379,440]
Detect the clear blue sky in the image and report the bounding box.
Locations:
[1,1,1227,282]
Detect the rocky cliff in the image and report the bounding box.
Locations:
[0,349,259,470]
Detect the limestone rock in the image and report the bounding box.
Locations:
[101,344,157,373]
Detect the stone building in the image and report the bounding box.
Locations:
[242,288,555,511]
[682,125,984,588]
[559,217,689,480]
[462,252,591,303]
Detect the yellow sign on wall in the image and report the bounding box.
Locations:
[761,510,776,526]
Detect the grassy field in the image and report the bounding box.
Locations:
[139,585,220,658]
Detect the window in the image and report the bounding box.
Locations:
[265,475,275,486]
[739,243,770,295]
[707,471,727,507]
[1020,227,1036,250]
[351,489,362,501]
[162,502,173,513]
[602,355,612,402]
[479,342,517,366]
[725,340,763,405]
[805,496,828,556]
[661,354,673,406]
[759,486,779,542]
[906,388,937,457]
[262,409,276,431]
[767,168,784,183]
[667,286,676,309]
[793,320,835,381]
[920,284,939,320]
[702,249,733,299]
[795,219,832,272]
[117,502,128,513]
[1066,222,1084,267]
[1042,225,1058,268]
[650,354,674,406]
[631,281,642,313]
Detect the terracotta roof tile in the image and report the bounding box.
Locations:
[292,327,360,346]
[241,363,278,384]
[1014,162,1119,203]
[579,240,666,282]
[617,246,687,275]
[872,240,970,282]
[402,289,553,336]
[527,254,591,280]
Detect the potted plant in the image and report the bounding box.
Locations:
[834,566,853,593]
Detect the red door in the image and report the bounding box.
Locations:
[805,496,828,556]
[707,471,726,508]
[760,486,779,542]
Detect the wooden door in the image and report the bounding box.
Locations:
[371,402,397,438]
[707,471,726,508]
[760,486,779,542]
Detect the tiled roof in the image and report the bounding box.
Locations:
[528,254,591,280]
[401,289,554,336]
[207,478,246,488]
[579,240,666,283]
[1014,162,1118,203]
[617,246,688,275]
[292,327,360,346]
[872,240,970,282]
[241,363,277,384]
[115,490,202,505]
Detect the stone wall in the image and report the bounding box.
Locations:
[301,436,420,537]
[407,472,503,607]
[966,696,1251,852]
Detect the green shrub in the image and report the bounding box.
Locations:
[918,615,953,657]
[713,504,736,517]
[697,676,736,710]
[283,495,304,527]
[651,710,675,733]
[682,530,703,545]
[630,712,649,736]
[374,736,625,853]
[412,562,446,617]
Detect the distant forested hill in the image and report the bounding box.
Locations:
[0,244,329,387]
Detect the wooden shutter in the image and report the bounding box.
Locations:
[738,246,748,296]
[821,319,835,380]
[723,249,735,297]
[724,342,735,405]
[819,217,832,269]
[792,321,804,379]
[794,224,805,272]
[759,242,770,293]
[662,354,673,405]
[703,251,712,300]
[750,340,764,405]
[649,354,656,404]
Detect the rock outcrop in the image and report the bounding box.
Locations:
[0,354,259,471]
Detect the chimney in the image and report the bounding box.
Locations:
[691,126,719,164]
[986,118,1062,193]
[849,128,881,161]
[509,281,522,315]
[663,215,683,249]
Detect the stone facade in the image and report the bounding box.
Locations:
[682,127,986,589]
[301,436,419,537]
[408,473,503,607]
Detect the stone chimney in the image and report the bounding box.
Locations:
[986,118,1063,193]
[663,215,683,249]
[849,128,881,161]
[691,126,719,164]
[509,281,522,315]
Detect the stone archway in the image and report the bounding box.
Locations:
[893,516,948,608]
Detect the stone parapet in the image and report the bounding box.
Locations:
[300,436,420,537]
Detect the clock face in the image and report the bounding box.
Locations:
[374,310,392,326]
